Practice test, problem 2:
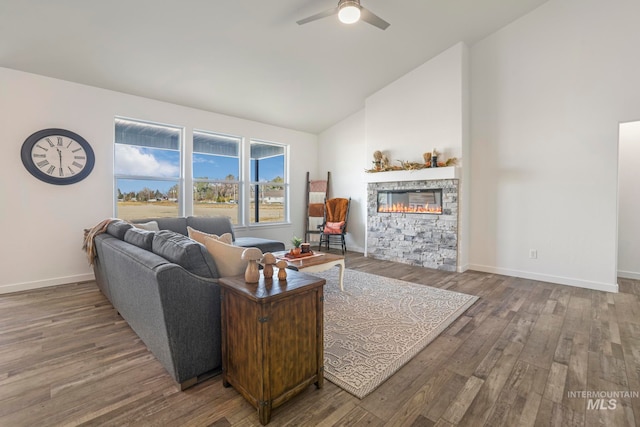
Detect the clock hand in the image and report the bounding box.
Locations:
[57,148,62,168]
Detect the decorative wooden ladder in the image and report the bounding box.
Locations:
[305,171,330,243]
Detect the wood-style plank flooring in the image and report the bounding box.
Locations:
[1,252,639,426]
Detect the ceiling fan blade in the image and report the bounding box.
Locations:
[296,7,339,25]
[360,7,390,30]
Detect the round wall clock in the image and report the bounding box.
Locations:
[21,128,95,185]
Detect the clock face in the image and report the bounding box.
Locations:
[21,129,95,185]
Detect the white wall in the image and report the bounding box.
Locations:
[320,43,469,261]
[618,121,640,279]
[469,0,640,292]
[365,43,467,165]
[0,67,317,294]
[317,110,367,253]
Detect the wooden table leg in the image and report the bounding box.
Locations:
[258,402,272,425]
[336,259,345,291]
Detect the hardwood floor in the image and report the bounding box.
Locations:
[1,252,639,426]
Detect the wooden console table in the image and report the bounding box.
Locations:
[219,271,325,425]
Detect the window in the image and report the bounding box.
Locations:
[114,118,182,220]
[193,131,241,224]
[113,117,289,226]
[250,140,287,224]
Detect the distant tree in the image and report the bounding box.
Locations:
[168,184,179,200]
[222,174,237,201]
[137,187,154,202]
[267,175,284,191]
[194,181,212,201]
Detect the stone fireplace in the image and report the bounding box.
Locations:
[366,170,459,272]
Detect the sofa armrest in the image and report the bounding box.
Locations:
[234,237,285,252]
[155,265,222,384]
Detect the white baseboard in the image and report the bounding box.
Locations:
[617,270,640,280]
[0,273,95,295]
[457,263,470,273]
[469,264,618,293]
[348,244,365,254]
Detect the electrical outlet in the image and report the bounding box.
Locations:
[529,249,538,259]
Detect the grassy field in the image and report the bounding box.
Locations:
[117,201,284,223]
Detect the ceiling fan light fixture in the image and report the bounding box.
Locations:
[297,0,388,30]
[338,1,361,24]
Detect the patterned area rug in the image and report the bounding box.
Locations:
[310,268,478,399]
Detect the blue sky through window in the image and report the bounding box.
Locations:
[251,156,284,182]
[115,145,180,194]
[193,153,238,180]
[115,146,179,177]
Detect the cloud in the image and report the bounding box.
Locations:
[193,155,217,165]
[115,145,180,177]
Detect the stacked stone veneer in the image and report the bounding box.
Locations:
[367,179,459,272]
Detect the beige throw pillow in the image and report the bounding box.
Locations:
[187,226,233,245]
[203,236,260,277]
[133,220,160,231]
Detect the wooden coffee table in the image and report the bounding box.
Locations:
[275,251,345,291]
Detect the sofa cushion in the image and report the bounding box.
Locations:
[124,228,155,251]
[133,220,160,231]
[187,216,235,241]
[106,220,133,240]
[152,230,218,279]
[203,236,260,277]
[187,226,233,245]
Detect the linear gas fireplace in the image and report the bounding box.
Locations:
[377,188,443,214]
[367,178,458,271]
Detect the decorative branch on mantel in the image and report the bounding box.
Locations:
[365,149,458,173]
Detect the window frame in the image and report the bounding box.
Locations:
[248,139,289,226]
[113,117,184,219]
[192,129,243,224]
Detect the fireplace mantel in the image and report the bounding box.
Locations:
[363,166,459,183]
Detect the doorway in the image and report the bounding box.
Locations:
[618,121,640,279]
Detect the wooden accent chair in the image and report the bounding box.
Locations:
[318,197,350,254]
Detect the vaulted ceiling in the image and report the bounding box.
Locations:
[0,0,548,133]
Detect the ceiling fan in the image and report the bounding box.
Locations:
[297,0,390,30]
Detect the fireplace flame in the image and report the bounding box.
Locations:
[378,203,442,214]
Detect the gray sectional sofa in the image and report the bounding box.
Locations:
[91,216,284,390]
